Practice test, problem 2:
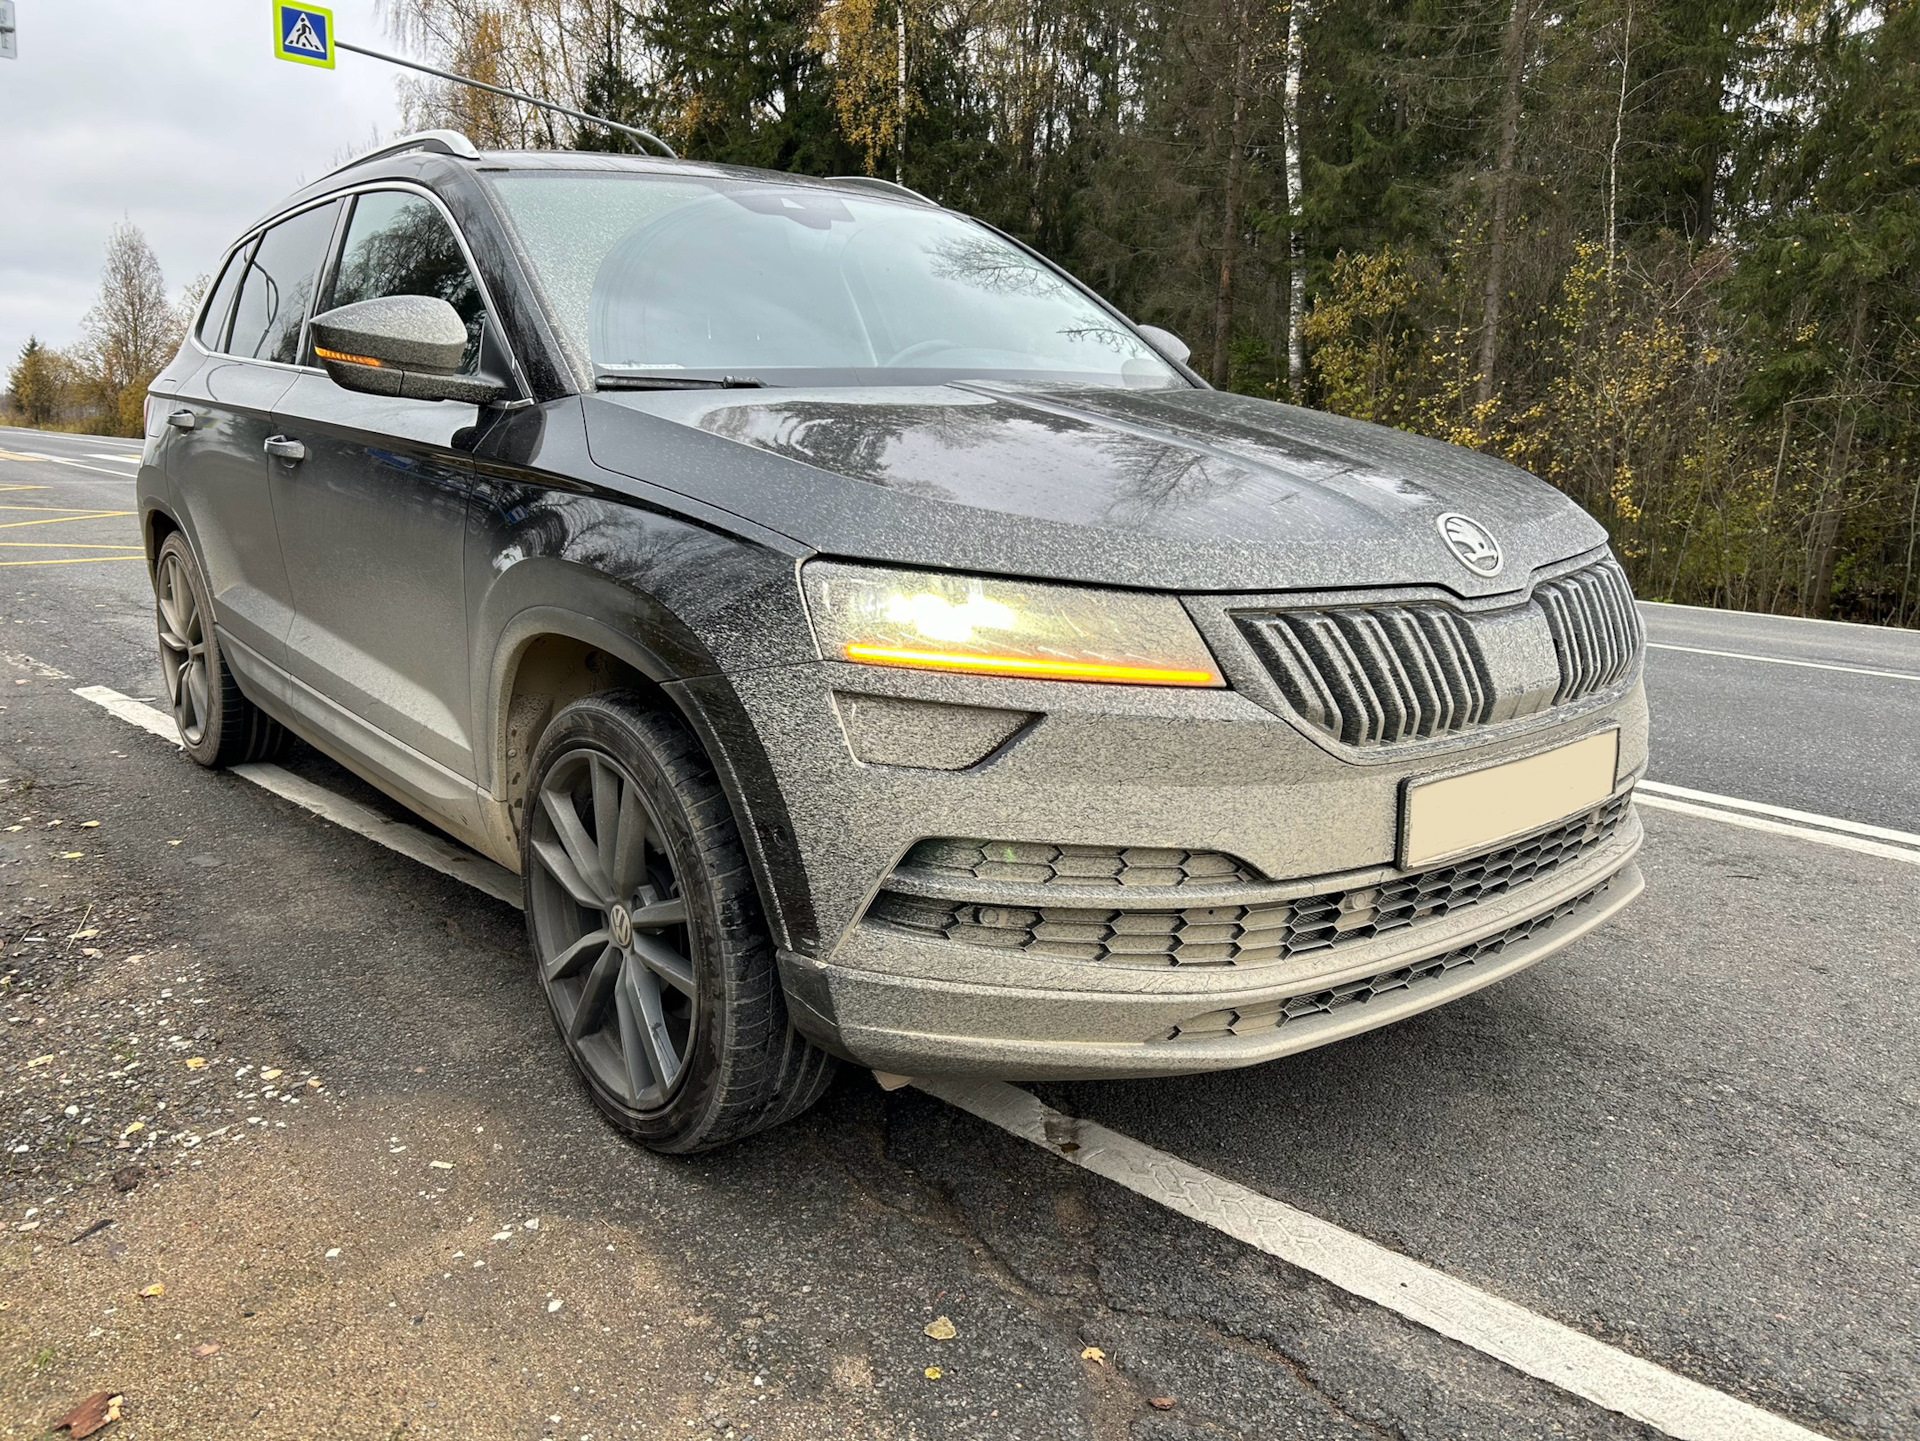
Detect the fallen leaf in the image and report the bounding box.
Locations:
[260,1067,282,1080]
[429,1160,454,1170]
[53,1390,123,1438]
[80,822,100,829]
[183,1058,206,1070]
[166,840,182,846]
[27,1054,53,1068]
[923,1367,943,1380]
[1080,1346,1106,1364]
[61,852,84,860]
[923,1315,957,1341]
[3,825,21,833]
[68,928,99,939]
[119,1122,144,1138]
[191,1343,219,1359]
[1148,1397,1176,1411]
[138,1284,164,1299]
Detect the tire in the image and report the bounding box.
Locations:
[152,531,287,768]
[522,690,837,1152]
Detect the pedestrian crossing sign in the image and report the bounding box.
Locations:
[274,2,334,68]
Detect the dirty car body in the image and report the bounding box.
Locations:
[139,136,1646,1144]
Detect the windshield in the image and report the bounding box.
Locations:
[487,171,1186,390]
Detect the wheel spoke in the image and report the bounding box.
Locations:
[611,785,648,895]
[567,946,619,1041]
[630,932,696,996]
[539,781,612,904]
[628,896,688,931]
[613,960,653,1102]
[620,958,680,1095]
[544,927,610,982]
[530,836,603,910]
[184,661,209,728]
[590,756,621,883]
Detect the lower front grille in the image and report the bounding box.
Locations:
[866,793,1630,969]
[1163,874,1616,1041]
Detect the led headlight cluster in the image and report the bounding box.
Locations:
[803,561,1224,686]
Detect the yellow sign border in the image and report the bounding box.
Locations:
[273,2,336,69]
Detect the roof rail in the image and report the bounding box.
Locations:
[322,129,481,180]
[827,175,938,206]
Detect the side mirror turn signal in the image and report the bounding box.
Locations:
[309,295,508,405]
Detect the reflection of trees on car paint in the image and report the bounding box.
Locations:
[330,193,488,372]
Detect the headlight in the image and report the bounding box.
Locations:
[803,561,1224,687]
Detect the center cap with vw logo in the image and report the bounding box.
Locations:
[1436,512,1504,578]
[608,903,634,949]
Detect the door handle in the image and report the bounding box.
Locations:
[264,435,307,464]
[166,408,197,431]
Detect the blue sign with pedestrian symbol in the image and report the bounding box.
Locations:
[274,2,335,69]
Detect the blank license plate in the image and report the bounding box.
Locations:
[1401,730,1619,868]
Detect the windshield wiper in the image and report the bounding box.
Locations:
[594,373,765,391]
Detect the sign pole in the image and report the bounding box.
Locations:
[269,2,673,157]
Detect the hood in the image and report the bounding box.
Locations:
[582,382,1608,595]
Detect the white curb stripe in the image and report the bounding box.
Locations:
[1638,780,1920,849]
[918,1076,1831,1441]
[72,685,522,906]
[1646,641,1920,683]
[1635,794,1920,867]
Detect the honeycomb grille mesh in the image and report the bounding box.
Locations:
[899,839,1253,889]
[868,794,1630,969]
[1163,877,1614,1040]
[1235,556,1640,747]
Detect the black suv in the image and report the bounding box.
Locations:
[140,131,1647,1152]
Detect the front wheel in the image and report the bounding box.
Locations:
[523,691,836,1152]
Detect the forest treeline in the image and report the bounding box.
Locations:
[388,0,1920,624]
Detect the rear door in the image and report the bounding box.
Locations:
[165,201,341,671]
[267,186,490,780]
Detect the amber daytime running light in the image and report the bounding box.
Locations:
[803,562,1225,687]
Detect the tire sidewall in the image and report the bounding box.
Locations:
[522,696,747,1152]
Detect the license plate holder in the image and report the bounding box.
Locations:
[1400,730,1620,869]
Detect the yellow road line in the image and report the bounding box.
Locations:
[0,513,136,532]
[0,556,147,568]
[0,451,47,463]
[0,485,50,493]
[0,542,143,550]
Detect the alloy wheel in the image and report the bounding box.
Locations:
[155,549,211,746]
[527,747,697,1110]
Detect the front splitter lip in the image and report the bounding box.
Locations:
[783,859,1642,1080]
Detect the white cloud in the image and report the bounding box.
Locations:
[0,0,406,365]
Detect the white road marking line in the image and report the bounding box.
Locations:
[919,1077,1831,1441]
[86,453,140,465]
[1646,641,1920,683]
[1637,599,1895,634]
[1638,780,1920,849]
[1635,794,1920,867]
[3,452,142,479]
[61,673,1840,1439]
[70,685,522,906]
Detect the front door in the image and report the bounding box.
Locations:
[267,188,491,782]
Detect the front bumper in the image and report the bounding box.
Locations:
[777,807,1642,1079]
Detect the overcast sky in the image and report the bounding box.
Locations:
[0,0,408,367]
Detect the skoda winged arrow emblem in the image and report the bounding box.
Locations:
[1436,512,1504,578]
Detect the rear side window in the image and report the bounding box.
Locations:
[227,201,341,365]
[328,190,487,373]
[197,244,250,350]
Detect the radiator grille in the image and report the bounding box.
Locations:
[1163,877,1615,1041]
[868,793,1630,969]
[898,838,1253,889]
[1234,556,1640,747]
[1536,560,1643,703]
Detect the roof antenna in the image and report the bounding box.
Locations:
[335,38,676,158]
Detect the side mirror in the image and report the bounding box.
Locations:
[309,296,507,405]
[1137,324,1192,368]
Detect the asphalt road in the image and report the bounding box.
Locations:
[1,422,1915,1441]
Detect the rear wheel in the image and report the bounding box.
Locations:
[523,691,836,1152]
[153,531,285,767]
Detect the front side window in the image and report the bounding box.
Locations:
[197,244,250,351]
[228,201,341,365]
[327,190,487,373]
[487,171,1184,390]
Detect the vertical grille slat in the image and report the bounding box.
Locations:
[1235,556,1640,746]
